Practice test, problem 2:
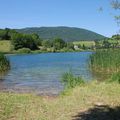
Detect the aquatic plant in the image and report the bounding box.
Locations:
[90,49,120,82]
[90,49,120,73]
[0,53,10,72]
[62,72,85,88]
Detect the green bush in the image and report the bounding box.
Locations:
[17,48,31,54]
[109,72,120,83]
[62,72,85,88]
[0,53,10,72]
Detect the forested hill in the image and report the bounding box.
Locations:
[16,26,106,42]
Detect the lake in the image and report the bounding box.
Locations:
[0,52,94,95]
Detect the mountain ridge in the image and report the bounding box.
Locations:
[16,26,106,42]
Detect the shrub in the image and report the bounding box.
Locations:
[109,72,120,83]
[17,48,31,54]
[0,53,10,72]
[62,72,85,88]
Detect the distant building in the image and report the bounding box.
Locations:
[74,45,79,50]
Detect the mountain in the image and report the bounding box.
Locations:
[16,26,106,42]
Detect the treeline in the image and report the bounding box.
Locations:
[95,34,120,49]
[0,28,74,52]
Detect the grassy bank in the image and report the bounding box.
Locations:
[0,41,11,53]
[0,40,94,55]
[0,53,10,72]
[0,82,120,120]
[73,41,95,47]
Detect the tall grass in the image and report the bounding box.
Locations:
[0,53,10,72]
[62,72,85,89]
[90,49,120,82]
[90,49,120,73]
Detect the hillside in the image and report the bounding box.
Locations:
[16,26,106,42]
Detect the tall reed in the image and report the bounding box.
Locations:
[90,49,120,73]
[0,53,10,72]
[62,72,85,89]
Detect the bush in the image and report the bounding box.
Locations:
[0,53,10,72]
[109,72,120,83]
[17,48,31,54]
[11,33,38,50]
[62,72,85,88]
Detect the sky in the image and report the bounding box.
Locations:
[0,0,119,37]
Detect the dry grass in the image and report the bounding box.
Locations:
[73,41,95,47]
[0,81,120,120]
[0,40,11,53]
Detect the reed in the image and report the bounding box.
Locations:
[62,72,85,88]
[0,53,10,72]
[90,49,120,83]
[90,49,120,73]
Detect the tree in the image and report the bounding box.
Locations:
[112,34,120,40]
[102,40,111,48]
[11,33,38,50]
[66,42,74,50]
[32,33,42,46]
[42,40,52,48]
[53,38,66,50]
[82,44,86,50]
[95,41,101,49]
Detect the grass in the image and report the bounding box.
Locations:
[0,40,11,53]
[90,49,120,73]
[62,72,85,88]
[73,41,95,47]
[0,82,120,120]
[0,53,10,72]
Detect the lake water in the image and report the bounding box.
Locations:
[0,52,94,95]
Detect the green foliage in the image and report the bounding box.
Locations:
[112,34,120,40]
[66,42,74,50]
[90,49,120,73]
[0,53,10,72]
[109,72,120,83]
[11,33,38,50]
[16,26,106,42]
[31,33,42,46]
[41,40,52,48]
[102,40,111,48]
[0,28,17,40]
[53,38,66,50]
[62,72,85,88]
[17,48,31,54]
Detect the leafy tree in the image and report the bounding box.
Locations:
[53,38,66,50]
[112,34,120,40]
[32,33,42,46]
[95,41,101,49]
[11,33,38,50]
[102,40,111,48]
[82,44,86,50]
[66,42,74,50]
[42,40,52,48]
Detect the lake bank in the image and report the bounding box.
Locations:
[0,81,120,120]
[0,52,95,95]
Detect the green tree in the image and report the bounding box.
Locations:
[102,40,111,48]
[42,40,52,48]
[53,38,66,50]
[66,42,74,50]
[11,33,38,50]
[32,33,42,46]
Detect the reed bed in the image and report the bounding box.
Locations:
[0,53,10,72]
[90,49,120,73]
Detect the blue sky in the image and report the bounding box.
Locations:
[0,0,119,37]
